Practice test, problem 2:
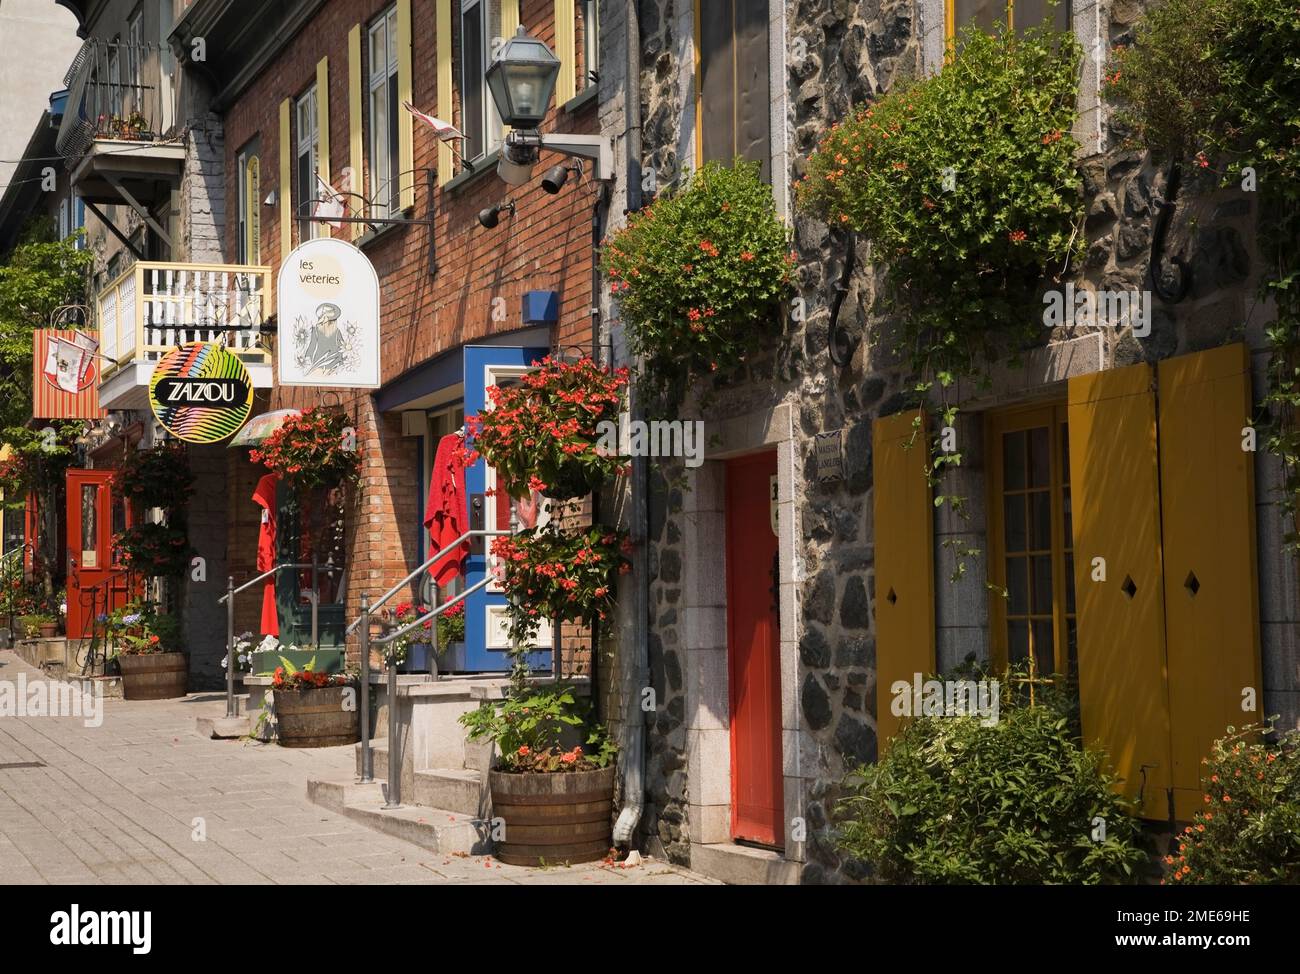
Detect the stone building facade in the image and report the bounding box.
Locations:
[602,0,1300,884]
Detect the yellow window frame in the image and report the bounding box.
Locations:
[945,1,1068,39]
[985,402,1074,679]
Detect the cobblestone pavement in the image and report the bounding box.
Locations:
[0,652,713,885]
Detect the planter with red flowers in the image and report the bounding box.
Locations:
[464,355,629,502]
[113,521,193,579]
[270,655,360,748]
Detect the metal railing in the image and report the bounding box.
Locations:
[216,561,342,720]
[349,528,511,807]
[57,38,178,158]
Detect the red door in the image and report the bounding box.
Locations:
[725,451,783,848]
[66,469,133,639]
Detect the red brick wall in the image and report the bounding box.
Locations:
[221,0,599,667]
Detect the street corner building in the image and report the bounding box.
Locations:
[0,0,1292,891]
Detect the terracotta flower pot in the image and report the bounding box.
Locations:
[38,623,58,638]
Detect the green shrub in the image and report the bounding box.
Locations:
[600,159,794,402]
[1165,724,1300,884]
[835,698,1146,884]
[796,24,1083,387]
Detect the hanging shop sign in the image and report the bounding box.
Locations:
[277,237,381,388]
[32,329,105,419]
[148,342,253,444]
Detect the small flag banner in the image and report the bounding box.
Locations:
[32,329,105,420]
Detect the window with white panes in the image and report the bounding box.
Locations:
[368,6,401,217]
[296,85,321,240]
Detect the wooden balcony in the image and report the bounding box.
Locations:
[96,261,273,410]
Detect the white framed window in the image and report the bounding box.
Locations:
[158,0,176,131]
[459,0,489,161]
[368,5,401,217]
[582,0,599,89]
[296,85,320,240]
[58,198,70,240]
[236,145,260,263]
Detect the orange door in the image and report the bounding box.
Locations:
[66,469,133,639]
[725,451,783,847]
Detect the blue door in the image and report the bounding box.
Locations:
[461,345,552,673]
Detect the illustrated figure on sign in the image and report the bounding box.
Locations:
[304,302,345,375]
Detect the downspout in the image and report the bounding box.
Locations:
[613,0,647,848]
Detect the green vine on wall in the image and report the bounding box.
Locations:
[1106,0,1300,550]
[796,25,1083,578]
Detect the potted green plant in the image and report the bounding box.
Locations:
[107,600,187,700]
[270,655,359,748]
[460,680,618,865]
[23,613,57,639]
[435,600,466,671]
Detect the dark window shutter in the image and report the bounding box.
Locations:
[699,0,735,168]
[735,0,770,182]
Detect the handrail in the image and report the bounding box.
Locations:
[371,575,491,645]
[217,562,341,603]
[344,527,509,635]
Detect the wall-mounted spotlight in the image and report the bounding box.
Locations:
[541,161,582,195]
[477,198,517,229]
[263,189,278,207]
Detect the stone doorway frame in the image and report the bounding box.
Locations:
[680,401,806,876]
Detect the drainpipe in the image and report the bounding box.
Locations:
[613,0,647,849]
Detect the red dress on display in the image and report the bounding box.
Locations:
[253,473,280,637]
[424,433,469,586]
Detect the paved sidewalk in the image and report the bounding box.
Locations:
[0,652,712,885]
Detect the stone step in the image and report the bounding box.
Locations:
[306,779,491,856]
[690,843,801,886]
[413,768,485,817]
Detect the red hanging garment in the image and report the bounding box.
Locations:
[253,473,280,637]
[424,433,469,586]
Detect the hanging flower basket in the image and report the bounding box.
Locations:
[113,522,192,578]
[113,441,195,512]
[489,523,631,643]
[463,356,630,501]
[600,159,795,400]
[250,407,362,492]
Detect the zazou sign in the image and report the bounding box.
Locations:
[277,237,380,388]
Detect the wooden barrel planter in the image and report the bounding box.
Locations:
[116,653,188,700]
[274,685,360,748]
[489,765,616,866]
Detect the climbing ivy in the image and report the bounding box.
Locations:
[1107,0,1300,549]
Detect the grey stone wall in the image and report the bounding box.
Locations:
[179,113,227,264]
[607,0,1299,884]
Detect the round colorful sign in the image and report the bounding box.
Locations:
[149,342,254,444]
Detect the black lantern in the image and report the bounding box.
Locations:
[485,25,561,130]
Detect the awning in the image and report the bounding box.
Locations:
[228,408,301,448]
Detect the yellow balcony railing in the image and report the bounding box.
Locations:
[96,261,272,381]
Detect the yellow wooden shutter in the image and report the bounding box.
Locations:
[279,98,292,260]
[1157,343,1262,820]
[396,0,415,209]
[1068,362,1172,820]
[347,24,364,241]
[436,0,453,185]
[555,0,576,105]
[872,409,936,748]
[316,57,330,187]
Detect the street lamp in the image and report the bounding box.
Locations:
[486,26,560,130]
[482,25,613,191]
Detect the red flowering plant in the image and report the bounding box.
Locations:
[1164,723,1300,885]
[459,683,618,773]
[249,407,361,492]
[600,159,794,401]
[113,521,192,578]
[462,356,630,502]
[112,441,195,512]
[381,599,433,665]
[489,523,631,644]
[270,654,354,691]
